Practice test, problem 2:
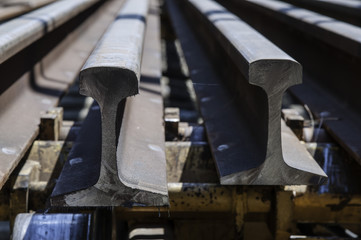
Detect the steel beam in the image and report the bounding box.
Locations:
[231,0,361,61]
[51,0,168,206]
[168,0,326,184]
[0,0,124,191]
[280,0,361,27]
[79,0,148,173]
[218,0,361,165]
[0,0,99,65]
[220,0,361,112]
[0,0,56,22]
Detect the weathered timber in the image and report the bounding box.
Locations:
[168,0,326,184]
[51,0,168,206]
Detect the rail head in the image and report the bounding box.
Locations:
[317,0,361,8]
[282,0,361,15]
[189,0,302,94]
[79,0,148,106]
[79,67,139,108]
[245,0,361,60]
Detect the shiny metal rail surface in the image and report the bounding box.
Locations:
[167,0,326,184]
[280,0,361,27]
[0,0,55,22]
[51,0,168,206]
[218,0,361,165]
[240,0,361,60]
[0,0,125,190]
[0,0,98,64]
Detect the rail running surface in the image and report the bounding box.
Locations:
[0,0,98,64]
[0,0,56,22]
[280,0,361,27]
[51,0,169,206]
[168,0,326,184]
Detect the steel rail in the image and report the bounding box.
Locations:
[280,0,361,27]
[167,0,326,184]
[227,0,361,61]
[51,0,169,206]
[0,0,56,22]
[218,0,361,165]
[0,0,125,190]
[0,0,99,65]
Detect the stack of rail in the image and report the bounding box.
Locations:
[3,0,361,238]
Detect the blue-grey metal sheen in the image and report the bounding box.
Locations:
[0,0,98,64]
[187,0,326,184]
[280,0,361,27]
[12,213,91,240]
[245,0,361,60]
